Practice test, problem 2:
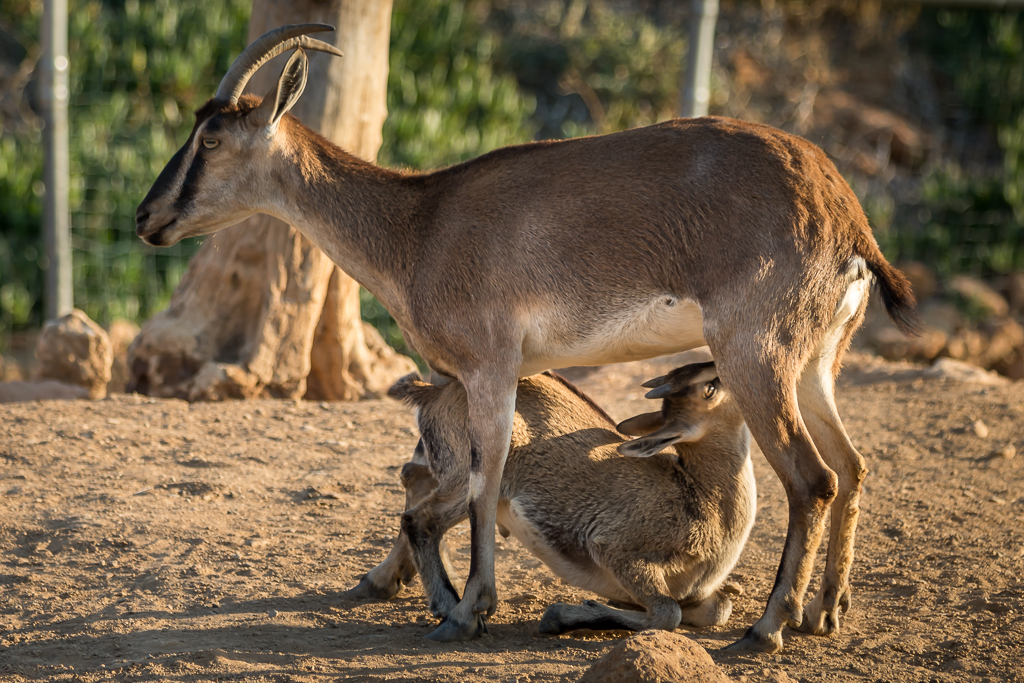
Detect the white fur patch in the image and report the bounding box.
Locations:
[468,472,486,500]
[520,296,707,376]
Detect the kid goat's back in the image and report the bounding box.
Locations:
[351,361,757,635]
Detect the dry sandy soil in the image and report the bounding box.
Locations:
[1,352,1022,682]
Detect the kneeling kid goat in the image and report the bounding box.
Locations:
[348,360,757,635]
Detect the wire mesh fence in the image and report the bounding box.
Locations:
[1,0,252,351]
[4,0,1024,361]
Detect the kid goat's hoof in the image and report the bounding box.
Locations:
[424,613,488,642]
[795,605,839,636]
[340,574,402,601]
[537,604,569,635]
[723,627,783,654]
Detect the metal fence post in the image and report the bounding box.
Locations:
[680,0,719,118]
[40,0,73,319]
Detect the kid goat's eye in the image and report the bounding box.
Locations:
[703,383,716,399]
[202,138,219,149]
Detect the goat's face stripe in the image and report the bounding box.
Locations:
[140,140,192,215]
[173,140,207,213]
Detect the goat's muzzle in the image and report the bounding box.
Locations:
[135,207,175,246]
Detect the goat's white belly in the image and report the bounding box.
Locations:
[519,296,706,377]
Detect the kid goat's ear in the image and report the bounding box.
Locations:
[617,421,708,458]
[254,48,309,130]
[616,411,664,437]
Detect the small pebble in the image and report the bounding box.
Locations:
[268,609,278,618]
[972,420,989,439]
[996,445,1016,460]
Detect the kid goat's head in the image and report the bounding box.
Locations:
[135,24,343,247]
[616,361,740,458]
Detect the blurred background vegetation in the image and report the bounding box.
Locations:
[2,0,1024,354]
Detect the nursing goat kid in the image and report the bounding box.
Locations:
[135,24,919,651]
[349,361,757,636]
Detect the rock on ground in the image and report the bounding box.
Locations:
[107,318,141,394]
[34,309,112,399]
[579,630,733,683]
[924,358,1010,385]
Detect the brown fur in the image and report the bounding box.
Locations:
[135,34,920,650]
[365,367,756,635]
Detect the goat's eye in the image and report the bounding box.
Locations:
[703,383,716,399]
[202,138,219,149]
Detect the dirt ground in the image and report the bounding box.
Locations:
[1,351,1022,683]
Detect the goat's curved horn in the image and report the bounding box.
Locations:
[214,23,344,104]
[644,383,675,400]
[641,374,669,390]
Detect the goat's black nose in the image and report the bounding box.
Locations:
[135,208,150,237]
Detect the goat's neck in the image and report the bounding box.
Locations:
[674,427,751,482]
[263,119,423,325]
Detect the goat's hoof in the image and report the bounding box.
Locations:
[794,605,840,636]
[538,603,571,635]
[341,574,401,601]
[839,586,852,613]
[428,597,459,620]
[424,613,487,642]
[724,627,783,654]
[794,585,848,636]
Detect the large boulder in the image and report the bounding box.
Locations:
[947,275,1009,318]
[1002,271,1024,313]
[106,318,140,394]
[35,309,113,399]
[0,355,25,382]
[579,631,733,683]
[924,358,1009,386]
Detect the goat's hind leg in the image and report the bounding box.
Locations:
[794,281,870,637]
[539,596,683,634]
[712,336,837,654]
[540,558,681,634]
[678,590,733,628]
[343,443,438,600]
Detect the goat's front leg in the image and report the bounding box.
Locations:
[343,442,436,600]
[424,366,518,642]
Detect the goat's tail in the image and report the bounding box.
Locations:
[855,234,922,337]
[387,373,435,406]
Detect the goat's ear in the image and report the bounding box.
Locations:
[617,422,707,458]
[617,411,664,437]
[254,48,309,130]
[618,426,683,458]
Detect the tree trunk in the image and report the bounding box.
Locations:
[128,0,415,402]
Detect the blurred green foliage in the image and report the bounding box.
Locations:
[1,0,250,344]
[496,2,684,139]
[878,9,1024,278]
[380,0,535,171]
[4,0,1024,355]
